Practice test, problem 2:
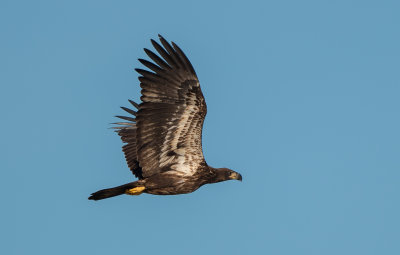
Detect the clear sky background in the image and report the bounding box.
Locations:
[1,0,399,254]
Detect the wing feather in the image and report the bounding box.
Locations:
[143,48,171,70]
[150,39,178,68]
[113,100,143,179]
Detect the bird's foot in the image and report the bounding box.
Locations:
[125,186,145,195]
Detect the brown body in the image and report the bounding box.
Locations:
[139,166,240,195]
[140,171,210,195]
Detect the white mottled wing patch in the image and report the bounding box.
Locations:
[135,36,207,178]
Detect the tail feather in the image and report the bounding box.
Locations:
[88,182,137,201]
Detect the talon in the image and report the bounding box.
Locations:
[125,186,145,195]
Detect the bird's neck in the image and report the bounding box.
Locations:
[207,167,228,183]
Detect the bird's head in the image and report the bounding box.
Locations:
[213,168,242,183]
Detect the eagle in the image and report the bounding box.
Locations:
[89,35,242,200]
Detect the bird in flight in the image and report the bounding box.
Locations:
[89,35,242,200]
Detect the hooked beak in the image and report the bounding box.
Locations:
[229,172,242,181]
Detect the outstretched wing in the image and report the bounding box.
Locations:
[135,35,207,178]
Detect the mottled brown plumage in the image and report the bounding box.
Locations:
[89,35,242,201]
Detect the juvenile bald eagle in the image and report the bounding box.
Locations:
[89,35,242,200]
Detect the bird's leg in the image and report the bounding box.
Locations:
[125,186,146,195]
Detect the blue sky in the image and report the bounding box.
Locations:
[1,0,399,254]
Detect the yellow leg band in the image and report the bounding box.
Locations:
[125,186,145,195]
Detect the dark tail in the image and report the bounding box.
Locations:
[88,182,137,201]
